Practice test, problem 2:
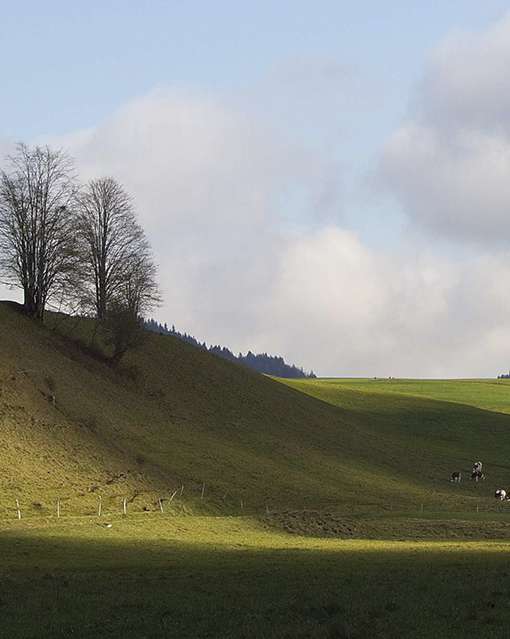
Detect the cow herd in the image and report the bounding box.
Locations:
[450,461,510,501]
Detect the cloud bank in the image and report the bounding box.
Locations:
[380,14,510,244]
[3,24,510,377]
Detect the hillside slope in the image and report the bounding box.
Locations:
[0,301,508,518]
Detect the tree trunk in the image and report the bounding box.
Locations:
[23,289,37,318]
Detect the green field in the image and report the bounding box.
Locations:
[2,301,510,637]
[286,376,510,415]
[3,514,510,638]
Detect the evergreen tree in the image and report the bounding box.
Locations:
[143,319,317,378]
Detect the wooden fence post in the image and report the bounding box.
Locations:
[15,499,21,520]
[98,496,102,517]
[122,497,127,516]
[201,483,205,500]
[180,484,184,496]
[56,498,60,519]
[159,498,164,513]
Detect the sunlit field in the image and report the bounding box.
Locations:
[284,377,510,415]
[4,304,510,637]
[3,514,510,639]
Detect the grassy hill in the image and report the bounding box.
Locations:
[4,301,510,637]
[289,376,510,414]
[281,377,510,505]
[1,300,510,520]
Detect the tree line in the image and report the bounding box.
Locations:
[144,319,317,379]
[0,144,160,363]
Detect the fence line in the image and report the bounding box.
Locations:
[6,494,510,522]
[5,477,510,522]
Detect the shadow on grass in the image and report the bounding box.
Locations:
[1,524,510,638]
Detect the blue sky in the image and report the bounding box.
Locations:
[2,2,510,376]
[1,1,507,137]
[1,1,506,243]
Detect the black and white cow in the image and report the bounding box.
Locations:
[450,471,462,483]
[471,461,485,482]
[495,489,507,501]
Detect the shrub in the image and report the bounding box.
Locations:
[44,375,56,393]
[82,415,98,432]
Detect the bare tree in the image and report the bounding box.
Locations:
[76,177,158,320]
[103,303,146,365]
[103,233,161,366]
[122,246,161,317]
[0,144,79,320]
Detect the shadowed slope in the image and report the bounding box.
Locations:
[0,301,508,516]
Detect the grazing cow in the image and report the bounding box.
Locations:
[450,471,462,483]
[495,489,507,501]
[471,470,485,482]
[473,461,483,473]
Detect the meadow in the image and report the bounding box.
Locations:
[3,302,510,637]
[3,514,510,638]
[285,376,510,415]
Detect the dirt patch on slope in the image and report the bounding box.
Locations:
[262,509,510,540]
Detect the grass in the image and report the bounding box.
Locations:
[2,301,510,515]
[288,376,510,414]
[280,376,510,508]
[3,514,510,638]
[4,301,510,636]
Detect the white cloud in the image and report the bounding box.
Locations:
[262,228,510,377]
[4,49,510,377]
[380,14,510,244]
[420,16,510,132]
[49,89,335,347]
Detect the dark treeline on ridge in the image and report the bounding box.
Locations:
[144,319,316,379]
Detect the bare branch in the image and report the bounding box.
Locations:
[0,143,80,319]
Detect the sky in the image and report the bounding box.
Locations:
[1,1,510,377]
